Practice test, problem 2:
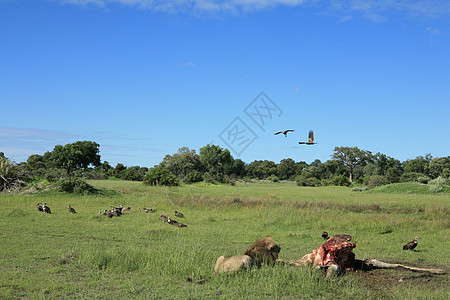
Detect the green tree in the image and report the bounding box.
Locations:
[295,161,309,175]
[143,168,179,186]
[122,167,144,181]
[95,161,113,178]
[385,167,402,183]
[113,163,126,178]
[159,147,201,176]
[27,154,46,170]
[324,160,348,178]
[374,153,402,176]
[332,146,373,182]
[44,141,101,174]
[199,144,233,181]
[403,154,432,175]
[246,160,277,179]
[231,159,246,177]
[184,170,203,184]
[277,158,296,180]
[428,157,450,179]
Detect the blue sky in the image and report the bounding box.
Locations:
[1,0,449,167]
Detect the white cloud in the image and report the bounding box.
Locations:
[0,127,79,140]
[53,0,450,21]
[425,26,440,35]
[329,0,450,19]
[0,127,166,165]
[0,127,84,162]
[178,61,196,68]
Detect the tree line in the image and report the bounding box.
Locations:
[3,141,448,190]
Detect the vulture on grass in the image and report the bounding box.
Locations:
[403,237,418,250]
[67,205,77,214]
[36,202,43,212]
[42,203,51,214]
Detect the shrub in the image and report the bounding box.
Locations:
[400,172,423,183]
[44,168,67,182]
[367,175,388,187]
[429,184,443,193]
[351,186,368,192]
[442,168,450,179]
[0,157,27,192]
[332,175,350,186]
[57,177,97,194]
[429,176,450,186]
[267,174,279,183]
[429,176,449,193]
[417,176,431,184]
[143,168,179,186]
[184,171,203,184]
[121,168,144,181]
[201,171,224,183]
[202,172,215,183]
[296,175,320,187]
[222,176,236,186]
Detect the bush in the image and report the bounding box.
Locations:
[296,175,320,187]
[267,174,279,183]
[57,177,97,194]
[429,176,449,193]
[442,168,450,179]
[332,175,350,186]
[351,186,368,192]
[121,168,144,181]
[0,157,27,192]
[184,171,203,184]
[78,169,107,180]
[400,172,423,183]
[143,168,179,186]
[429,176,450,186]
[417,176,431,184]
[429,184,443,193]
[202,172,216,183]
[367,175,388,187]
[44,168,67,182]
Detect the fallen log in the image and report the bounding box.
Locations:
[365,258,446,274]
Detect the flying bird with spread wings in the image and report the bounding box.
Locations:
[275,129,294,137]
[299,130,317,145]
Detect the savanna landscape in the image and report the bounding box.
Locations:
[1,144,449,299]
[2,1,450,299]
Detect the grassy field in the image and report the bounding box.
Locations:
[1,180,449,299]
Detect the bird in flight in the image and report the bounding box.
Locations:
[299,130,317,145]
[275,129,294,137]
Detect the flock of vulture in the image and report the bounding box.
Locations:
[35,202,188,228]
[321,231,419,251]
[275,129,317,145]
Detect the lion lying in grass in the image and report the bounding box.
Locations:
[212,236,281,275]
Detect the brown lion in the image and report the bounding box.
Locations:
[212,236,281,276]
[244,236,281,266]
[212,255,253,275]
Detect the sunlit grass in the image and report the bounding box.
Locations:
[0,180,448,299]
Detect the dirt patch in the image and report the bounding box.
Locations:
[348,268,448,287]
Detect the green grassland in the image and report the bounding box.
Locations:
[1,180,449,299]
